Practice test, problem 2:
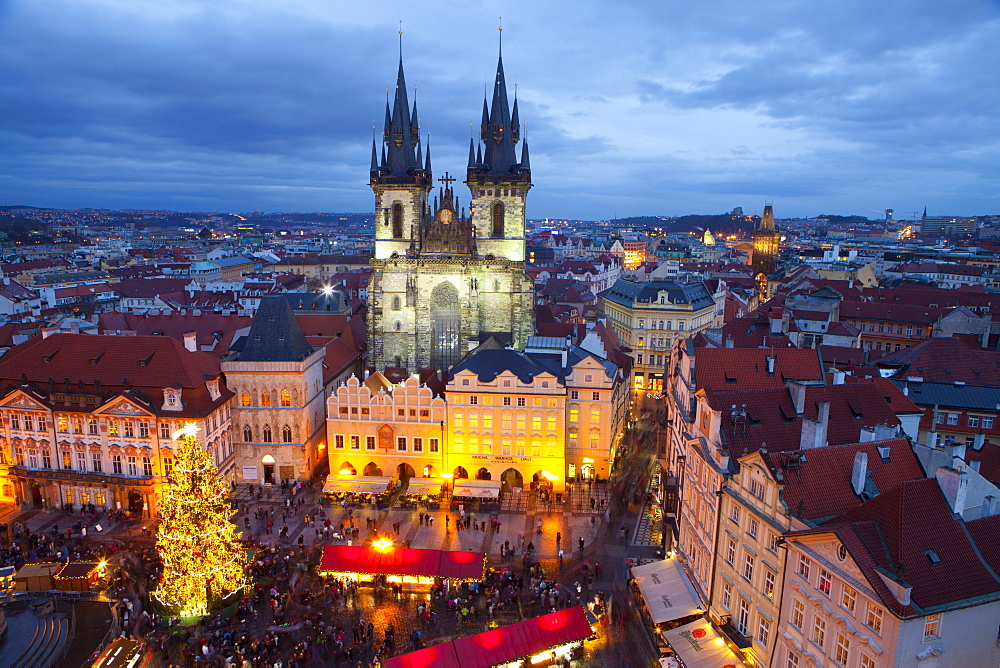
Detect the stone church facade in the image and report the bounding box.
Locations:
[367,52,535,374]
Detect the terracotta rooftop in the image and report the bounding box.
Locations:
[808,478,1000,617]
[693,348,823,391]
[875,337,1000,384]
[761,438,924,524]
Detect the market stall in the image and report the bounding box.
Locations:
[318,544,485,589]
[381,607,593,668]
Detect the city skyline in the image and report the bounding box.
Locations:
[1,0,998,219]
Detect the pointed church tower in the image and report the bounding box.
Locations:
[466,40,532,262]
[752,204,780,287]
[371,56,432,261]
[368,37,535,375]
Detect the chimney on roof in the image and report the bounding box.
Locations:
[788,381,807,416]
[41,326,57,339]
[935,466,969,516]
[70,321,79,335]
[984,495,998,517]
[770,317,782,335]
[832,369,845,385]
[851,451,868,495]
[766,355,775,375]
[814,400,830,448]
[949,438,967,463]
[183,331,197,353]
[973,432,986,451]
[725,335,734,348]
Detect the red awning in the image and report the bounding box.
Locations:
[452,607,592,668]
[379,642,461,668]
[318,544,484,580]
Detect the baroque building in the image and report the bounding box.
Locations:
[367,50,535,373]
[0,333,233,516]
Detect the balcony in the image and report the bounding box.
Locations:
[718,617,753,650]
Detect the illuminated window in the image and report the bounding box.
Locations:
[569,407,579,423]
[468,413,479,429]
[454,413,463,429]
[241,391,250,407]
[501,439,512,456]
[842,585,857,614]
[260,391,271,407]
[502,415,512,430]
[57,417,68,433]
[73,418,82,434]
[483,414,492,429]
[108,421,118,436]
[819,569,833,595]
[532,415,542,431]
[62,451,72,470]
[516,415,526,430]
[922,613,940,640]
[764,570,775,599]
[280,389,291,406]
[865,604,883,635]
[833,636,851,665]
[591,407,600,422]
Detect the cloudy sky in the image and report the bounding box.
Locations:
[1,0,997,220]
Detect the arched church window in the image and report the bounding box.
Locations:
[392,203,404,238]
[492,202,504,237]
[282,425,292,443]
[392,296,401,310]
[262,425,272,443]
[280,389,291,407]
[241,391,250,407]
[243,425,252,442]
[395,321,401,332]
[260,390,271,407]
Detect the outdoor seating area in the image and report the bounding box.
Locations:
[317,544,486,588]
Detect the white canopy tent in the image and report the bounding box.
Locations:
[661,619,746,667]
[631,556,702,624]
[404,478,444,495]
[322,476,393,495]
[452,480,501,499]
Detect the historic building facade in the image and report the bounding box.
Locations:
[223,296,328,485]
[326,332,628,492]
[367,52,534,373]
[597,279,723,392]
[0,333,233,516]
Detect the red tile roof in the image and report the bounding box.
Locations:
[967,514,1000,574]
[0,333,230,417]
[761,438,924,523]
[840,300,945,325]
[694,348,823,391]
[875,337,1000,384]
[706,381,919,456]
[811,478,1000,616]
[97,312,252,357]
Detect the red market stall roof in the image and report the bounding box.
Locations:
[383,607,592,668]
[453,607,591,668]
[379,642,461,668]
[319,544,484,581]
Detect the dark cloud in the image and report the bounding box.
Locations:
[0,0,997,218]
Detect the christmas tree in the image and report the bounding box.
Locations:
[153,423,246,617]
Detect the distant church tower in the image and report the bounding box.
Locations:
[367,47,535,374]
[751,204,780,286]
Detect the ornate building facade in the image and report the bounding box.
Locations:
[367,51,535,373]
[0,333,233,516]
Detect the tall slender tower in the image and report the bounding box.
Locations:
[752,204,780,283]
[367,43,535,374]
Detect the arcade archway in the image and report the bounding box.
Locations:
[500,468,523,490]
[397,463,416,480]
[453,466,469,479]
[475,467,492,481]
[363,462,383,477]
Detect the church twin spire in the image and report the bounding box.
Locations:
[372,58,430,181]
[468,51,530,178]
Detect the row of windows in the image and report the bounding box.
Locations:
[637,319,686,331]
[242,424,293,444]
[451,435,556,458]
[937,412,995,428]
[240,388,292,407]
[794,555,885,636]
[8,415,222,440]
[852,321,920,336]
[15,448,156,477]
[332,435,439,453]
[457,376,598,390]
[720,584,771,648]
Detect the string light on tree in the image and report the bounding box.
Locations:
[154,422,246,618]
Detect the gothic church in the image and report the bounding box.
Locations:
[367,48,535,373]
